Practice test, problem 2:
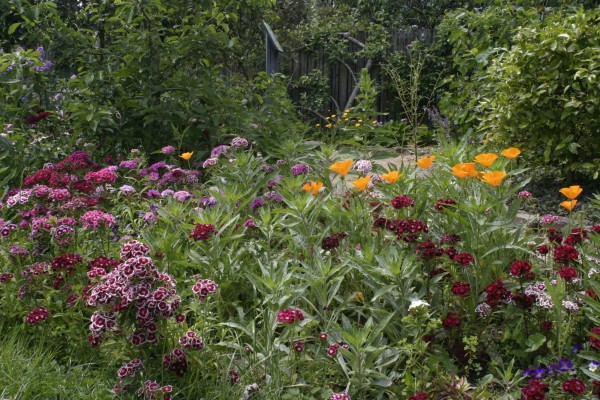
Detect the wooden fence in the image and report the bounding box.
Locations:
[285,29,434,119]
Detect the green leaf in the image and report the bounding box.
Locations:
[525,333,546,352]
[8,23,21,35]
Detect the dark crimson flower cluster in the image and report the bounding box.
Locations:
[558,267,578,282]
[191,278,217,300]
[443,312,461,328]
[511,292,535,309]
[415,240,444,259]
[396,218,428,242]
[535,244,549,255]
[179,331,204,350]
[276,308,304,324]
[53,151,98,173]
[434,198,456,211]
[163,348,187,376]
[25,306,49,324]
[439,233,461,245]
[590,327,600,350]
[50,253,83,273]
[24,109,51,124]
[563,228,588,246]
[391,195,415,209]
[521,379,549,399]
[547,228,563,244]
[322,235,340,251]
[484,279,511,307]
[561,377,586,395]
[451,281,471,297]
[189,223,216,241]
[510,260,532,278]
[408,392,428,400]
[0,272,13,283]
[453,252,474,266]
[553,244,579,264]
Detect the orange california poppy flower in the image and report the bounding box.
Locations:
[501,147,521,159]
[481,171,507,187]
[301,181,323,195]
[559,185,583,200]
[451,163,478,178]
[351,176,371,191]
[180,152,193,160]
[474,153,498,167]
[380,170,401,184]
[329,160,353,176]
[415,156,435,169]
[560,200,577,211]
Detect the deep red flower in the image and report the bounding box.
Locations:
[451,281,471,297]
[541,321,553,331]
[564,228,588,246]
[521,379,549,399]
[409,392,428,400]
[189,224,216,241]
[484,279,511,307]
[558,267,578,282]
[510,260,532,277]
[443,312,461,328]
[591,327,600,350]
[416,240,443,259]
[391,195,415,209]
[553,244,579,264]
[453,252,474,266]
[562,377,585,395]
[535,244,549,255]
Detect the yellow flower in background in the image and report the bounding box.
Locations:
[180,152,193,160]
[474,153,498,167]
[416,156,435,169]
[560,199,577,211]
[331,114,336,118]
[481,171,507,186]
[329,160,353,176]
[352,176,371,191]
[559,185,583,200]
[301,181,323,195]
[501,147,521,159]
[451,163,477,178]
[380,170,401,184]
[316,123,321,127]
[325,123,333,129]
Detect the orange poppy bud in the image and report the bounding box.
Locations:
[560,200,577,211]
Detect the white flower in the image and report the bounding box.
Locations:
[408,299,429,311]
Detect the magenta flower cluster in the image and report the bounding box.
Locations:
[276,308,304,324]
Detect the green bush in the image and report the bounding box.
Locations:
[480,9,600,177]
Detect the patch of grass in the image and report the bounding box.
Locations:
[0,326,113,399]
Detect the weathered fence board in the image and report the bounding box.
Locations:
[287,29,434,119]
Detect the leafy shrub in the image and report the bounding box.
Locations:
[480,9,600,177]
